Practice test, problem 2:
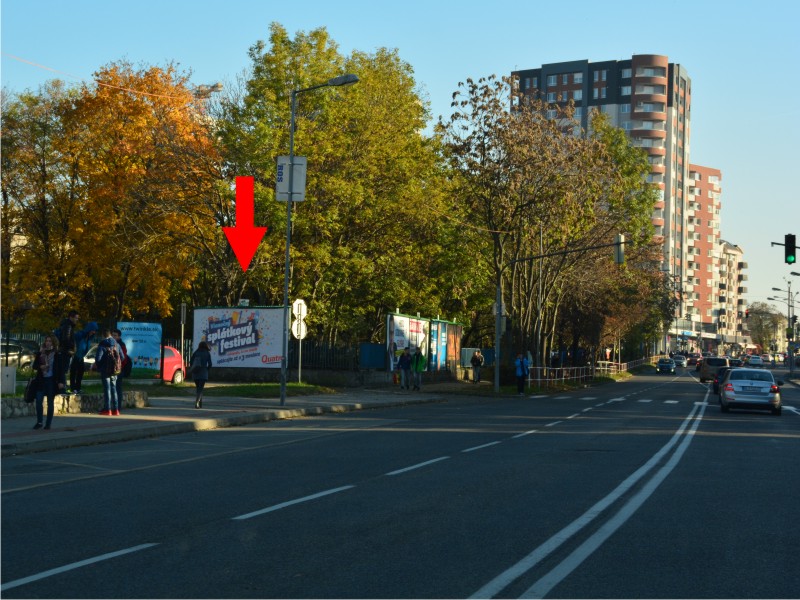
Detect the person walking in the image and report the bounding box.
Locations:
[70,321,98,394]
[471,350,484,384]
[56,310,79,389]
[515,352,530,396]
[112,329,128,412]
[411,346,426,391]
[92,328,123,415]
[32,334,66,430]
[189,341,213,408]
[397,347,412,390]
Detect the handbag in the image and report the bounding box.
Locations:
[24,378,38,404]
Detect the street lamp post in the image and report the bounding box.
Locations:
[280,74,359,406]
[772,281,796,375]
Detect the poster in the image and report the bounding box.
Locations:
[193,307,283,368]
[386,313,430,371]
[117,322,162,374]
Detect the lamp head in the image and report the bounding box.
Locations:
[327,74,359,87]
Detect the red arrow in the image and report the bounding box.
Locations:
[223,176,267,272]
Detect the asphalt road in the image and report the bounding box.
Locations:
[3,370,799,598]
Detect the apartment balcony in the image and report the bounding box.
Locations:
[738,274,748,282]
[719,296,727,303]
[738,287,748,294]
[738,261,748,269]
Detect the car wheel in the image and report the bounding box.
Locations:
[172,370,184,385]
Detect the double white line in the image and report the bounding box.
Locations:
[471,395,709,599]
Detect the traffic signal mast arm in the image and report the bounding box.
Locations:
[510,235,626,265]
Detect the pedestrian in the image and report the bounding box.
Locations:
[470,350,484,384]
[397,347,412,390]
[112,328,128,411]
[32,334,66,430]
[411,346,426,391]
[70,321,98,394]
[189,341,213,408]
[515,352,530,396]
[92,328,123,415]
[56,309,79,388]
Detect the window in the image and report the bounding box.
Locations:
[621,68,632,78]
[573,89,582,101]
[574,106,583,118]
[620,104,630,113]
[601,70,607,81]
[593,88,599,99]
[594,71,599,82]
[547,75,557,87]
[547,92,557,102]
[574,72,583,84]
[601,87,607,99]
[621,85,631,95]
[563,74,568,85]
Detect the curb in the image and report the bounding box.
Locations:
[1,397,444,457]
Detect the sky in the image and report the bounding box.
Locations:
[2,0,799,316]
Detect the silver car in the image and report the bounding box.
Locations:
[719,368,783,415]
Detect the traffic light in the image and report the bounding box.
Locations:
[793,315,798,325]
[786,234,797,264]
[745,309,749,320]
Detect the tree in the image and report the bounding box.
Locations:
[215,24,480,343]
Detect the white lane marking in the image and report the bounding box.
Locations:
[555,396,570,400]
[784,406,800,416]
[521,402,708,599]
[512,430,538,439]
[609,397,626,402]
[1,543,159,592]
[530,395,548,399]
[462,441,502,453]
[545,421,562,427]
[232,486,355,520]
[664,400,679,404]
[470,402,703,599]
[580,397,597,401]
[638,399,653,403]
[581,408,593,413]
[385,456,450,476]
[567,413,580,420]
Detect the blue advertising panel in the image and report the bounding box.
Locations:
[117,322,162,374]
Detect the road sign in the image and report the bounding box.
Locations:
[292,298,307,319]
[276,156,307,202]
[291,319,307,340]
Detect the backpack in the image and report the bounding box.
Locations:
[121,355,132,377]
[102,342,122,376]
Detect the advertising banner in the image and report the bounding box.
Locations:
[386,313,431,371]
[193,307,283,368]
[117,322,162,374]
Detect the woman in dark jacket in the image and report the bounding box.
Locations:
[32,334,66,430]
[189,341,213,408]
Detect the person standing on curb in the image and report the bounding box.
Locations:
[70,321,98,394]
[189,341,213,408]
[92,328,123,415]
[471,350,484,384]
[32,334,66,430]
[397,347,412,390]
[411,346,426,391]
[56,310,79,389]
[112,329,128,412]
[515,352,530,396]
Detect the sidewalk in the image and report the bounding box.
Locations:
[0,386,452,457]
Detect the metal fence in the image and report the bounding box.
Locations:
[526,356,664,389]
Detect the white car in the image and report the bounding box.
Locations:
[745,355,764,369]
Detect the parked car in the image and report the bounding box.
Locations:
[687,353,702,366]
[744,355,764,369]
[719,368,783,415]
[656,358,676,374]
[699,356,729,383]
[0,342,35,369]
[84,344,185,384]
[672,355,687,368]
[760,354,772,364]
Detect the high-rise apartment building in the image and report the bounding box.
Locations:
[719,239,751,354]
[512,55,713,352]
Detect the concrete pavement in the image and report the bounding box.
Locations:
[0,386,450,457]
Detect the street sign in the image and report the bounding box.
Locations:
[292,298,307,319]
[291,319,307,340]
[276,156,307,202]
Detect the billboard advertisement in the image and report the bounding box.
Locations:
[386,313,431,371]
[193,307,283,368]
[117,322,162,374]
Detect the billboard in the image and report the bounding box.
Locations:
[117,322,162,374]
[193,307,283,368]
[386,313,432,371]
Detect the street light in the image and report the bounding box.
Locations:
[280,73,359,405]
[772,281,796,375]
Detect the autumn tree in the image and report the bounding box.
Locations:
[215,24,481,343]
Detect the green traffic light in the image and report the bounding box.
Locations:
[786,234,796,264]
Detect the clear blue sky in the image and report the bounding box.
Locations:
[3,0,798,312]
